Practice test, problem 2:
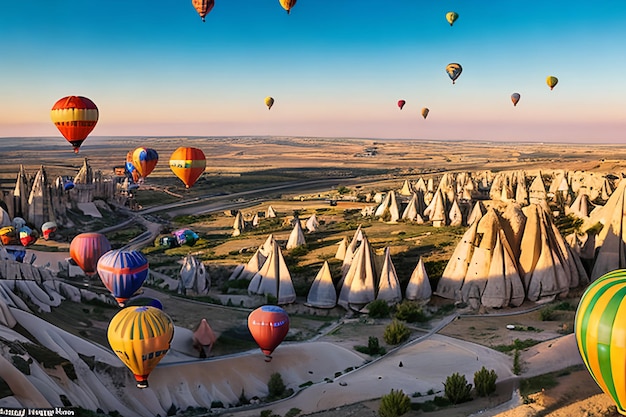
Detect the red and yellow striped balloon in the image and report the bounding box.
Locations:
[169,147,206,188]
[575,269,626,415]
[50,96,99,153]
[107,306,174,388]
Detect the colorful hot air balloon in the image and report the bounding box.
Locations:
[169,147,206,188]
[50,96,99,153]
[97,249,149,307]
[192,0,214,22]
[446,11,459,26]
[397,100,406,110]
[546,76,559,90]
[0,226,18,245]
[279,0,296,14]
[248,305,289,362]
[125,151,140,183]
[511,93,521,107]
[575,269,626,415]
[446,63,463,84]
[41,222,57,240]
[69,233,111,277]
[421,107,430,119]
[131,147,159,178]
[107,306,174,388]
[172,229,199,246]
[19,226,38,247]
[63,178,75,191]
[265,96,275,110]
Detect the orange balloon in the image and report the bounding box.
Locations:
[50,96,99,153]
[248,305,289,361]
[169,147,206,188]
[192,0,214,22]
[279,0,297,14]
[131,147,159,178]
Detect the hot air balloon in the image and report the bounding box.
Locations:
[511,93,521,107]
[97,249,149,307]
[265,96,275,110]
[248,305,289,362]
[446,11,458,26]
[279,0,296,14]
[421,108,430,119]
[172,229,199,246]
[192,0,214,22]
[397,100,406,110]
[446,63,463,84]
[0,226,18,245]
[575,269,626,415]
[50,96,98,153]
[63,178,75,191]
[546,76,559,90]
[19,226,38,247]
[131,147,159,179]
[169,147,206,188]
[41,222,57,240]
[107,306,174,388]
[69,233,111,277]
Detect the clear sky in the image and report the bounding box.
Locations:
[1,1,625,143]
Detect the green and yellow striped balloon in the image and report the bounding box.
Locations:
[575,269,626,415]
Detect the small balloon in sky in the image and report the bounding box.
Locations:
[192,0,214,22]
[265,96,275,110]
[50,96,99,153]
[279,0,297,14]
[421,107,429,119]
[446,12,459,26]
[446,63,463,84]
[511,93,521,107]
[546,76,558,90]
[397,100,406,110]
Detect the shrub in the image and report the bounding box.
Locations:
[355,336,387,355]
[267,372,286,400]
[368,299,391,318]
[443,373,472,404]
[540,306,557,321]
[513,350,522,375]
[474,367,498,397]
[383,320,410,345]
[379,389,411,417]
[394,300,428,323]
[285,408,302,417]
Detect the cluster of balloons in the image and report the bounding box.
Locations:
[396,100,430,119]
[192,0,296,21]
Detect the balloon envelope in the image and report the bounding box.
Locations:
[172,229,199,246]
[265,96,275,110]
[446,63,463,84]
[42,222,57,240]
[248,305,289,361]
[50,96,98,153]
[446,11,458,26]
[132,147,159,178]
[397,100,406,110]
[421,108,429,119]
[511,93,521,106]
[278,0,296,14]
[192,0,214,22]
[0,226,18,246]
[107,306,174,388]
[169,147,206,188]
[19,226,38,247]
[97,250,149,307]
[69,233,111,276]
[546,76,558,90]
[575,269,626,414]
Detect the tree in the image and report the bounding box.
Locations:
[379,389,411,417]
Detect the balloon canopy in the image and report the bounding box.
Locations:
[575,269,626,415]
[511,93,521,106]
[446,11,459,26]
[172,229,199,246]
[97,250,149,307]
[397,100,406,110]
[248,305,290,361]
[50,96,99,153]
[421,107,429,119]
[69,233,111,276]
[131,147,159,178]
[108,306,174,388]
[278,0,297,14]
[446,63,463,84]
[192,0,214,22]
[169,147,206,188]
[265,96,275,110]
[41,222,57,240]
[546,76,559,90]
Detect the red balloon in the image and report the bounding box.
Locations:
[248,305,289,362]
[397,100,406,110]
[50,96,99,153]
[70,233,111,276]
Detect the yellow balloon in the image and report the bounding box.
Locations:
[421,107,429,119]
[446,11,458,26]
[265,96,275,110]
[107,306,174,388]
[279,0,296,14]
[546,76,558,90]
[446,63,463,84]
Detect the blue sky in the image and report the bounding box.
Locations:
[1,1,625,142]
